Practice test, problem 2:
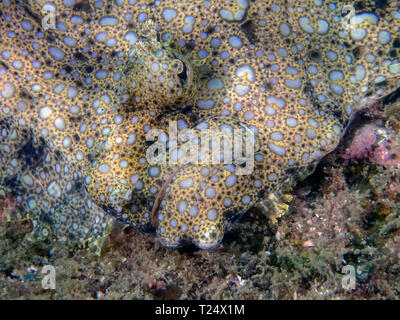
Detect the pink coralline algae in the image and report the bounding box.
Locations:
[344,124,400,168]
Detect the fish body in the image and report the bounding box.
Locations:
[0,0,399,249]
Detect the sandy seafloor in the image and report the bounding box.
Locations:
[1,99,400,300]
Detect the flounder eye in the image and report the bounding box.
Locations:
[177,60,187,81]
[172,59,187,81]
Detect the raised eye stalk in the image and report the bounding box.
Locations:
[124,21,199,111]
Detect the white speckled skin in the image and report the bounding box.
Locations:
[0,0,399,249]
